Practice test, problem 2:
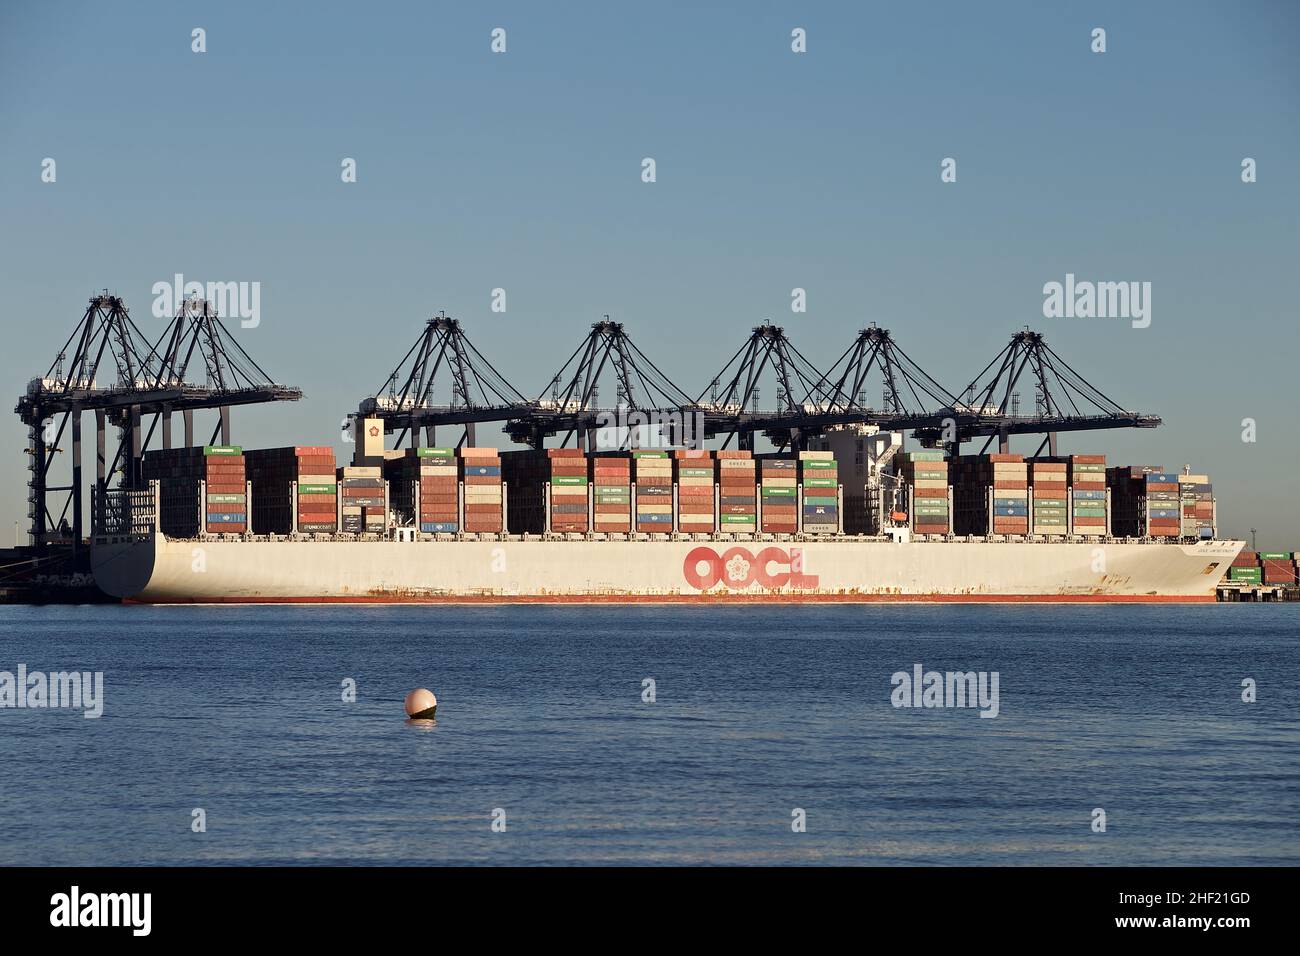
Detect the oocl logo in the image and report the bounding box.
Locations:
[683,546,818,591]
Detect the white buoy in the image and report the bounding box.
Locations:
[404,688,438,719]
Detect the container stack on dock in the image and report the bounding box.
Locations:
[717,451,756,533]
[246,446,336,534]
[460,447,503,533]
[799,450,840,534]
[1227,551,1262,586]
[590,453,632,533]
[758,456,798,533]
[143,445,247,537]
[633,451,673,533]
[896,450,948,534]
[954,454,1027,535]
[1028,459,1067,536]
[1068,455,1107,536]
[338,465,385,534]
[673,449,715,533]
[1258,552,1298,586]
[1178,474,1215,539]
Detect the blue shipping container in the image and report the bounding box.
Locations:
[421,523,458,533]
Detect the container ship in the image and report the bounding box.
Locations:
[90,422,1243,603]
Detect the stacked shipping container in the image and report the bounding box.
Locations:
[673,449,715,533]
[954,455,1027,535]
[547,449,589,533]
[1225,551,1298,586]
[385,448,457,533]
[717,451,756,532]
[1258,552,1298,586]
[633,451,672,533]
[142,445,247,537]
[1068,455,1107,536]
[799,451,839,534]
[896,450,949,534]
[246,446,337,534]
[1178,474,1215,539]
[1029,459,1067,536]
[338,465,385,534]
[1228,550,1262,584]
[1142,472,1182,538]
[1105,465,1161,537]
[758,457,798,533]
[591,453,632,533]
[460,447,503,533]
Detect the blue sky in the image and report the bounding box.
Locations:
[1,1,1297,545]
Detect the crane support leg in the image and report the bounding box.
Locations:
[71,410,82,550]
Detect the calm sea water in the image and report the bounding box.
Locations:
[0,604,1296,866]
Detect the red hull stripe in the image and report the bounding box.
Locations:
[124,593,1217,605]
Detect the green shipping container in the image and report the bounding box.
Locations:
[417,447,456,457]
[203,445,242,456]
[298,483,337,495]
[552,476,588,486]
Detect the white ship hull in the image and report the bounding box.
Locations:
[92,533,1243,603]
